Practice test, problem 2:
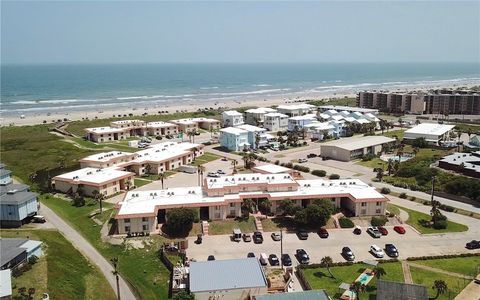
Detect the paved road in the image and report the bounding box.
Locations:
[39,204,137,300]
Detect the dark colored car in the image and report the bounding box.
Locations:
[466,240,480,249]
[253,231,264,244]
[296,249,310,264]
[307,153,318,158]
[247,252,256,258]
[243,233,252,242]
[269,254,280,266]
[378,226,389,236]
[207,255,215,261]
[281,254,292,266]
[385,244,399,257]
[318,228,329,238]
[353,226,362,235]
[394,226,406,234]
[297,230,309,240]
[341,247,355,261]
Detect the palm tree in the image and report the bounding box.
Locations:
[255,133,261,150]
[412,147,419,157]
[376,168,384,182]
[467,128,473,142]
[432,280,448,299]
[192,147,199,161]
[159,172,165,189]
[144,164,152,175]
[373,266,386,279]
[197,165,205,186]
[320,256,335,279]
[387,159,395,176]
[350,281,365,300]
[231,159,238,174]
[92,190,104,213]
[242,153,256,169]
[187,131,195,143]
[379,119,387,134]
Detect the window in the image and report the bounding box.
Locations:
[229,203,235,207]
[125,226,130,232]
[376,209,381,214]
[361,209,366,215]
[125,218,130,223]
[376,201,381,206]
[142,217,148,222]
[361,202,366,207]
[103,185,107,189]
[215,206,220,210]
[142,225,148,231]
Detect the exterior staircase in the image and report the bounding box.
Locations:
[201,220,209,236]
[254,216,263,232]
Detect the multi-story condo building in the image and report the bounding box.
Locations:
[244,107,277,126]
[114,174,388,235]
[221,110,244,127]
[263,112,289,132]
[357,92,424,114]
[424,92,480,115]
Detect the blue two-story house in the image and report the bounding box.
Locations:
[0,183,39,227]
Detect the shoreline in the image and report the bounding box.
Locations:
[1,80,479,127]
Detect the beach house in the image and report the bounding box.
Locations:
[263,112,289,132]
[277,104,315,117]
[287,114,318,131]
[404,123,455,145]
[0,183,38,228]
[236,124,270,149]
[244,107,277,126]
[221,110,244,127]
[219,127,250,151]
[114,174,387,235]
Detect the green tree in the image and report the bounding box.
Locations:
[172,291,195,300]
[374,266,386,279]
[432,280,448,300]
[386,159,394,176]
[231,159,238,174]
[159,172,166,189]
[255,133,261,149]
[376,168,384,182]
[257,198,271,215]
[165,208,197,237]
[241,199,254,218]
[350,281,366,300]
[144,164,152,175]
[279,200,301,216]
[320,256,335,279]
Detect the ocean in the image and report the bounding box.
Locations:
[1,63,479,115]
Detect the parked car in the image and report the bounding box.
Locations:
[307,153,318,158]
[296,249,310,264]
[217,170,226,175]
[207,255,216,261]
[232,228,242,242]
[247,252,255,258]
[259,253,268,266]
[378,226,388,235]
[242,233,252,242]
[466,240,480,249]
[367,227,382,238]
[341,247,355,261]
[207,172,220,178]
[222,157,228,161]
[253,231,264,244]
[385,244,399,257]
[393,226,406,234]
[318,228,329,238]
[155,135,163,140]
[32,215,46,223]
[353,225,362,235]
[271,232,281,241]
[298,158,308,163]
[269,254,280,266]
[281,254,292,266]
[297,230,309,240]
[370,245,385,258]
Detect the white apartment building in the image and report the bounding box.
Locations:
[263,112,289,132]
[221,110,244,127]
[244,107,277,126]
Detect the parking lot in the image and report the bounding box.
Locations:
[186,224,480,265]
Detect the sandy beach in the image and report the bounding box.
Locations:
[2,81,479,127]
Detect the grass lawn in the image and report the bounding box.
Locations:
[303,262,404,299]
[382,129,405,139]
[386,203,401,216]
[413,256,480,277]
[134,178,151,187]
[40,194,171,300]
[392,204,468,234]
[208,216,257,235]
[453,123,480,134]
[356,157,386,169]
[410,266,470,300]
[192,152,220,166]
[261,217,298,232]
[1,230,115,300]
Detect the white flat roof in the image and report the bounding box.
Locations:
[222,110,242,116]
[236,124,267,132]
[191,117,220,123]
[253,164,291,174]
[116,177,385,217]
[245,107,277,114]
[54,167,133,185]
[320,105,379,113]
[405,123,455,136]
[306,122,335,131]
[0,269,11,298]
[146,121,177,128]
[170,118,197,125]
[134,142,200,163]
[111,119,144,125]
[322,135,395,151]
[264,112,289,118]
[220,127,248,135]
[80,151,134,163]
[278,104,315,111]
[85,126,125,134]
[205,173,295,189]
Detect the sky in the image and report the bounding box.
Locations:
[1,1,479,64]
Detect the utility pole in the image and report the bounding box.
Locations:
[111,257,121,300]
[280,229,283,269]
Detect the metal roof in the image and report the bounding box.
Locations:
[376,280,428,300]
[0,183,29,196]
[0,169,12,177]
[254,290,330,300]
[0,191,37,205]
[189,258,267,293]
[0,238,28,267]
[0,269,12,298]
[321,135,395,151]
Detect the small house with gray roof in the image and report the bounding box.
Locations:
[0,182,38,227]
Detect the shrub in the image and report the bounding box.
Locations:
[311,170,327,177]
[380,187,391,194]
[371,216,388,227]
[28,255,38,265]
[410,196,416,201]
[399,192,407,199]
[329,174,340,180]
[285,162,293,168]
[361,153,375,161]
[165,208,197,237]
[433,219,448,229]
[412,137,428,148]
[274,160,280,165]
[439,204,455,212]
[293,165,310,172]
[338,217,354,228]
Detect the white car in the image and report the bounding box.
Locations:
[367,226,382,238]
[370,244,385,258]
[298,158,308,163]
[207,172,220,178]
[271,232,281,241]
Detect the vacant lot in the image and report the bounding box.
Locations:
[208,216,257,235]
[410,266,469,300]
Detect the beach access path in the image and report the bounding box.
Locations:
[39,204,137,300]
